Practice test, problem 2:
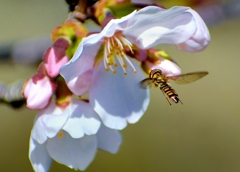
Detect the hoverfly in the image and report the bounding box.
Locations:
[140,69,208,105]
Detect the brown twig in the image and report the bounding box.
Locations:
[74,0,89,22]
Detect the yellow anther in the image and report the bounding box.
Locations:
[58,131,64,138]
[114,64,118,67]
[106,68,109,72]
[123,64,127,68]
[112,70,117,74]
[124,72,127,76]
[134,70,137,73]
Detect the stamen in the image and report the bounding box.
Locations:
[123,53,137,73]
[114,36,123,50]
[110,37,115,48]
[121,37,132,46]
[116,54,125,68]
[121,37,134,53]
[109,65,115,72]
[107,38,112,53]
[104,47,109,70]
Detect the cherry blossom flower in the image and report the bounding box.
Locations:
[60,6,210,130]
[29,100,121,171]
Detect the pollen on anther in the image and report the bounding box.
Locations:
[112,70,117,74]
[114,64,118,67]
[133,70,137,73]
[122,64,127,68]
[106,68,109,72]
[124,72,127,76]
[58,131,64,138]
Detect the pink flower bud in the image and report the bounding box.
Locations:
[23,73,56,110]
[43,38,70,78]
[144,57,181,77]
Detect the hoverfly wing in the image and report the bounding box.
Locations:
[168,71,208,84]
[139,78,153,89]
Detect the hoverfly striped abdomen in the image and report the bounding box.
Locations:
[160,83,181,104]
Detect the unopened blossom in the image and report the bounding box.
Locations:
[23,37,71,110]
[43,38,70,78]
[60,6,210,130]
[29,99,121,171]
[141,49,181,76]
[23,65,56,110]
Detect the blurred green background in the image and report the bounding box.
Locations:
[1,0,240,172]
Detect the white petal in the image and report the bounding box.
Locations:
[97,124,122,154]
[63,100,101,138]
[31,102,69,144]
[29,138,52,172]
[60,35,102,96]
[47,131,97,171]
[89,59,150,130]
[123,6,209,51]
[177,8,210,52]
[66,70,92,96]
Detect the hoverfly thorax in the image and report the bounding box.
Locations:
[149,69,166,84]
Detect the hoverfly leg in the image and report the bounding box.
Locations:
[160,88,172,105]
[165,97,172,105]
[179,99,183,105]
